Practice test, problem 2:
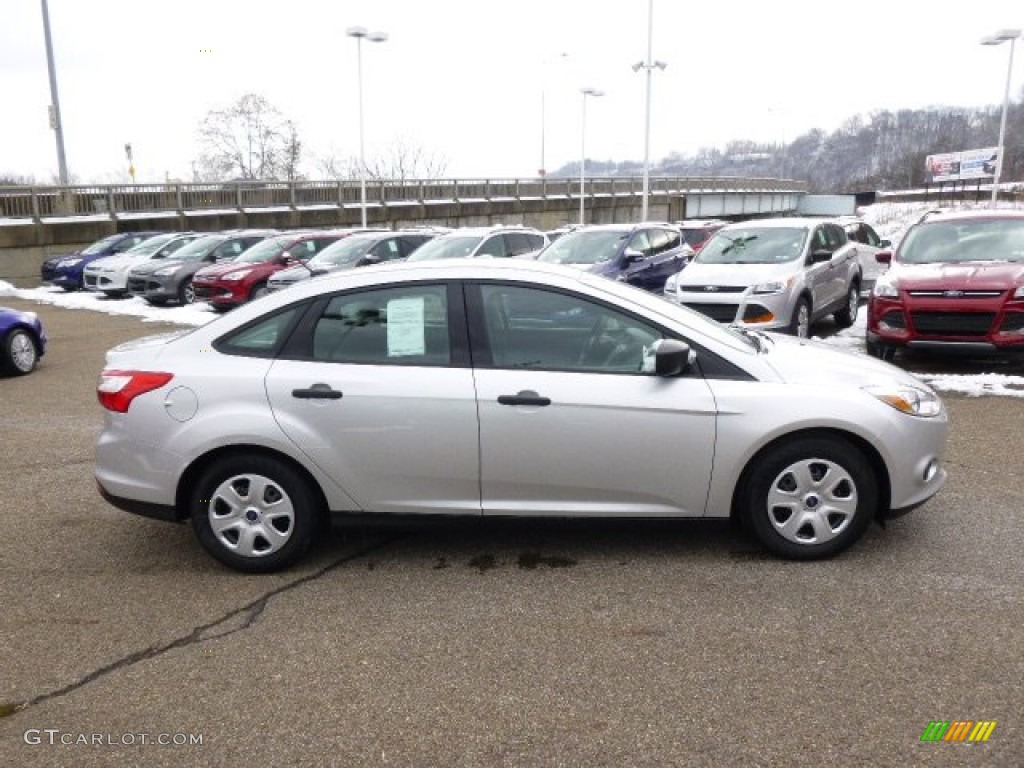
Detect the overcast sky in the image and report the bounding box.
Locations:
[2,0,1022,184]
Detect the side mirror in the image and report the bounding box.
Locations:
[875,251,893,265]
[879,238,892,248]
[810,249,833,263]
[622,248,645,263]
[361,253,382,265]
[654,339,693,377]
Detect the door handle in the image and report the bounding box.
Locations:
[498,390,551,407]
[292,383,343,400]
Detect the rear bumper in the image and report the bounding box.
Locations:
[97,482,181,522]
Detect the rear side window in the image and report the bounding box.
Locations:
[312,284,450,365]
[215,306,303,358]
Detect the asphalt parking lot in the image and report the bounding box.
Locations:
[0,297,1021,767]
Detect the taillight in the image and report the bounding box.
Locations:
[97,370,174,412]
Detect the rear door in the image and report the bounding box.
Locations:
[264,282,481,514]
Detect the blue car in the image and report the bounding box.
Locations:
[41,232,164,291]
[537,223,695,293]
[0,306,47,376]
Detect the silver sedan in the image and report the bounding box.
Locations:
[95,260,948,572]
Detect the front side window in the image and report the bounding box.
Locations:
[312,284,450,365]
[476,236,508,258]
[628,230,653,256]
[478,284,664,374]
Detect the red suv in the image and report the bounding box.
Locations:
[866,210,1024,359]
[192,230,357,309]
[675,219,728,253]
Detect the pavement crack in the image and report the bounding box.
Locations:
[0,534,402,718]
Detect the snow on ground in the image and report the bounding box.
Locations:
[0,281,215,327]
[4,199,1024,399]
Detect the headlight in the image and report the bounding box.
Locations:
[873,280,898,298]
[153,266,180,276]
[664,273,679,293]
[222,270,252,281]
[863,384,942,417]
[58,258,83,267]
[752,279,790,295]
[1014,285,1024,299]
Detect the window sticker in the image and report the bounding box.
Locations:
[386,296,426,357]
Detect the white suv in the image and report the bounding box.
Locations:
[664,218,862,337]
[406,225,548,261]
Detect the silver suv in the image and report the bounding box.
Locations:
[664,218,862,337]
[406,225,548,261]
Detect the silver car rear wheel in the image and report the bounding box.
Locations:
[191,454,321,572]
[741,436,877,559]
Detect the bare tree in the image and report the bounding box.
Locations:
[316,139,449,181]
[194,94,303,181]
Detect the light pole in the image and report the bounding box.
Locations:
[579,87,604,224]
[346,26,388,227]
[40,0,69,185]
[540,52,569,177]
[632,0,666,221]
[981,28,1021,208]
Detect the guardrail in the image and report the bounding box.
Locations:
[0,177,806,221]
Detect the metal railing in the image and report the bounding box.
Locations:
[0,177,806,221]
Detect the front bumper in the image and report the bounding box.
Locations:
[84,268,130,293]
[127,273,178,300]
[868,295,1024,355]
[41,264,82,289]
[193,278,248,306]
[675,286,793,331]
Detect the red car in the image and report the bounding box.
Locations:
[867,209,1024,359]
[675,219,728,253]
[192,230,356,309]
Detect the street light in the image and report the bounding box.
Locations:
[540,52,569,177]
[981,28,1021,208]
[40,0,69,185]
[632,0,667,221]
[579,87,604,225]
[346,25,388,227]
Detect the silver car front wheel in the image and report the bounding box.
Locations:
[741,436,877,559]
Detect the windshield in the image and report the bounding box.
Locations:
[233,236,288,264]
[696,227,808,264]
[169,235,225,261]
[898,219,1024,264]
[82,234,127,255]
[539,230,629,265]
[307,236,373,267]
[121,233,178,257]
[407,235,483,261]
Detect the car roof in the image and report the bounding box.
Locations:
[913,209,1024,223]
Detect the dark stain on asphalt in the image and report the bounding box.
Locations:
[517,552,576,569]
[0,702,26,719]
[433,557,449,570]
[468,554,497,572]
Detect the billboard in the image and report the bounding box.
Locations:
[925,147,1000,183]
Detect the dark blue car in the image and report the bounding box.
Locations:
[41,232,164,291]
[0,306,47,375]
[537,223,694,293]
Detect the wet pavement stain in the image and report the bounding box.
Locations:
[433,557,450,570]
[517,552,577,570]
[0,701,25,719]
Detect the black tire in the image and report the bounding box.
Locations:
[834,283,860,328]
[190,453,322,573]
[787,297,811,338]
[178,278,195,305]
[1,328,39,376]
[866,338,896,362]
[738,436,877,560]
